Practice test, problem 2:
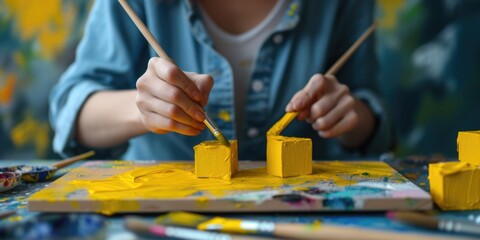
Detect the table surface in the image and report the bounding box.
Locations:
[1,155,479,239]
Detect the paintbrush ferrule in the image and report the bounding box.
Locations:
[203,112,230,148]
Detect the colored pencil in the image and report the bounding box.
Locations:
[124,217,273,240]
[156,211,469,240]
[117,0,230,148]
[387,211,480,237]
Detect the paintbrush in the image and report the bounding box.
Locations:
[117,0,230,148]
[124,216,273,240]
[272,21,378,134]
[155,211,467,240]
[387,211,480,237]
[0,210,17,220]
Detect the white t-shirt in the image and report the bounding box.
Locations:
[199,0,289,139]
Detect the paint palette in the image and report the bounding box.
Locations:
[28,161,432,214]
[0,172,22,192]
[0,165,57,183]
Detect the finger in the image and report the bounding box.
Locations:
[288,74,328,112]
[312,95,356,131]
[186,73,214,106]
[142,111,203,136]
[306,94,338,122]
[318,110,359,138]
[153,99,206,130]
[153,79,206,122]
[149,57,203,102]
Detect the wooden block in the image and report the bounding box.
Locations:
[457,130,480,165]
[194,140,238,180]
[429,161,480,210]
[267,135,312,177]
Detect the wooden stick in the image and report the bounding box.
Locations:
[52,151,95,169]
[118,0,173,62]
[275,21,378,132]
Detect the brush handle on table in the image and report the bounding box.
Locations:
[52,151,95,169]
[273,223,472,240]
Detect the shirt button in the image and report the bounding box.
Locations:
[251,80,264,92]
[273,34,283,44]
[247,128,259,138]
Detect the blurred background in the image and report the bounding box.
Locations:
[0,0,479,160]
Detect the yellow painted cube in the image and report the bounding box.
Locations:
[194,140,238,180]
[429,162,480,210]
[457,131,480,165]
[267,135,312,177]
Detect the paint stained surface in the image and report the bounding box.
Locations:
[28,161,431,214]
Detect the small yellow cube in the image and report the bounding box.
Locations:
[267,135,312,177]
[194,140,238,180]
[457,131,480,165]
[429,162,480,210]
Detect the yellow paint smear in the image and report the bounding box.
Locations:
[457,130,480,165]
[429,162,480,210]
[30,161,397,203]
[194,140,238,180]
[198,217,248,234]
[267,112,312,177]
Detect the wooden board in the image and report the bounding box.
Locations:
[28,161,432,214]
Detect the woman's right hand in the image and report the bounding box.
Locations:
[135,57,214,136]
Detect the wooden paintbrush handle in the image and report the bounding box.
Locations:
[52,151,95,169]
[274,223,470,240]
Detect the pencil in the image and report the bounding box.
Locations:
[117,0,230,148]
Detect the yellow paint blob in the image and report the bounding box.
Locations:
[267,112,312,177]
[457,131,480,165]
[194,140,238,180]
[0,73,16,106]
[10,112,50,157]
[376,0,405,29]
[29,161,400,214]
[267,135,312,177]
[198,217,248,233]
[429,162,480,210]
[3,0,76,59]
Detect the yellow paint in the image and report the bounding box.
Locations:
[198,217,249,234]
[29,161,399,216]
[267,112,312,177]
[217,110,231,122]
[194,140,238,180]
[10,112,50,157]
[457,131,480,165]
[429,162,480,210]
[267,112,298,136]
[3,0,76,59]
[376,0,405,29]
[0,73,16,105]
[267,135,312,177]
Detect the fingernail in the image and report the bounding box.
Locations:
[195,110,205,121]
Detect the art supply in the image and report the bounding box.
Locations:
[0,151,95,183]
[194,140,238,180]
[0,172,21,192]
[273,21,379,130]
[0,210,17,220]
[117,0,230,148]
[156,211,462,240]
[28,161,431,214]
[266,112,312,177]
[124,217,270,240]
[387,211,480,237]
[428,161,480,210]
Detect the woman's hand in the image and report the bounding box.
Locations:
[136,57,214,136]
[286,74,375,148]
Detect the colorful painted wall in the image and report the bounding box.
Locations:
[0,0,479,159]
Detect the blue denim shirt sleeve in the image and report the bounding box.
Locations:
[49,0,147,158]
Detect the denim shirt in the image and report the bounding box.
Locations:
[50,0,393,160]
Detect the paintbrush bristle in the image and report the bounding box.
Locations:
[216,132,231,148]
[387,212,438,229]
